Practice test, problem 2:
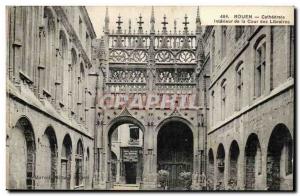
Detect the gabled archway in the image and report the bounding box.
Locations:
[107,114,145,187]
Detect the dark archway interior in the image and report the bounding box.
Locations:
[208,149,214,190]
[216,144,225,189]
[229,141,239,188]
[267,124,293,190]
[14,117,36,189]
[245,133,261,190]
[61,135,72,189]
[44,127,58,189]
[157,121,193,190]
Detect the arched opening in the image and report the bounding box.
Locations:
[69,48,77,112]
[267,124,293,190]
[228,140,239,189]
[207,148,214,190]
[157,120,193,190]
[108,118,144,187]
[216,144,225,190]
[43,7,56,92]
[9,117,35,189]
[40,126,58,189]
[61,134,72,189]
[85,148,90,187]
[245,133,262,190]
[75,140,84,188]
[58,30,68,104]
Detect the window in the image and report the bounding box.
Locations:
[254,37,266,97]
[236,62,243,111]
[221,26,227,58]
[235,26,245,41]
[221,79,226,120]
[70,48,77,112]
[44,7,56,93]
[58,30,68,104]
[129,125,139,140]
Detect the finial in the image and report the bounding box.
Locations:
[104,7,110,33]
[116,14,123,33]
[137,13,144,34]
[150,6,155,33]
[174,19,177,34]
[183,14,189,33]
[196,6,202,34]
[128,19,132,34]
[161,14,168,33]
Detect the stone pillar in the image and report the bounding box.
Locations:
[237,148,245,190]
[116,159,120,183]
[224,151,229,190]
[141,126,156,190]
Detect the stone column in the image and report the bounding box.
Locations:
[116,159,120,183]
[142,125,157,190]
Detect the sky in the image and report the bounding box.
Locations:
[86,6,199,38]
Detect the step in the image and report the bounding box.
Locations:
[112,183,140,190]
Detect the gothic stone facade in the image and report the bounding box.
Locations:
[91,8,207,190]
[6,6,97,190]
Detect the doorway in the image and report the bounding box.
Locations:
[157,121,193,190]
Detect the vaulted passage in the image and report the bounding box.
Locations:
[216,144,225,190]
[157,121,193,190]
[207,148,214,190]
[108,121,144,186]
[245,133,262,190]
[267,124,293,190]
[228,140,239,189]
[9,117,36,189]
[61,134,72,189]
[40,127,58,189]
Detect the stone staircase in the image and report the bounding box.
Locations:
[112,183,140,190]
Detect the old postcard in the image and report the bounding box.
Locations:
[6,6,295,191]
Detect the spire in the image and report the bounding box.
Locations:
[137,13,144,34]
[196,6,202,34]
[128,19,132,34]
[116,14,123,34]
[98,37,106,61]
[161,14,168,34]
[104,7,109,34]
[150,6,155,33]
